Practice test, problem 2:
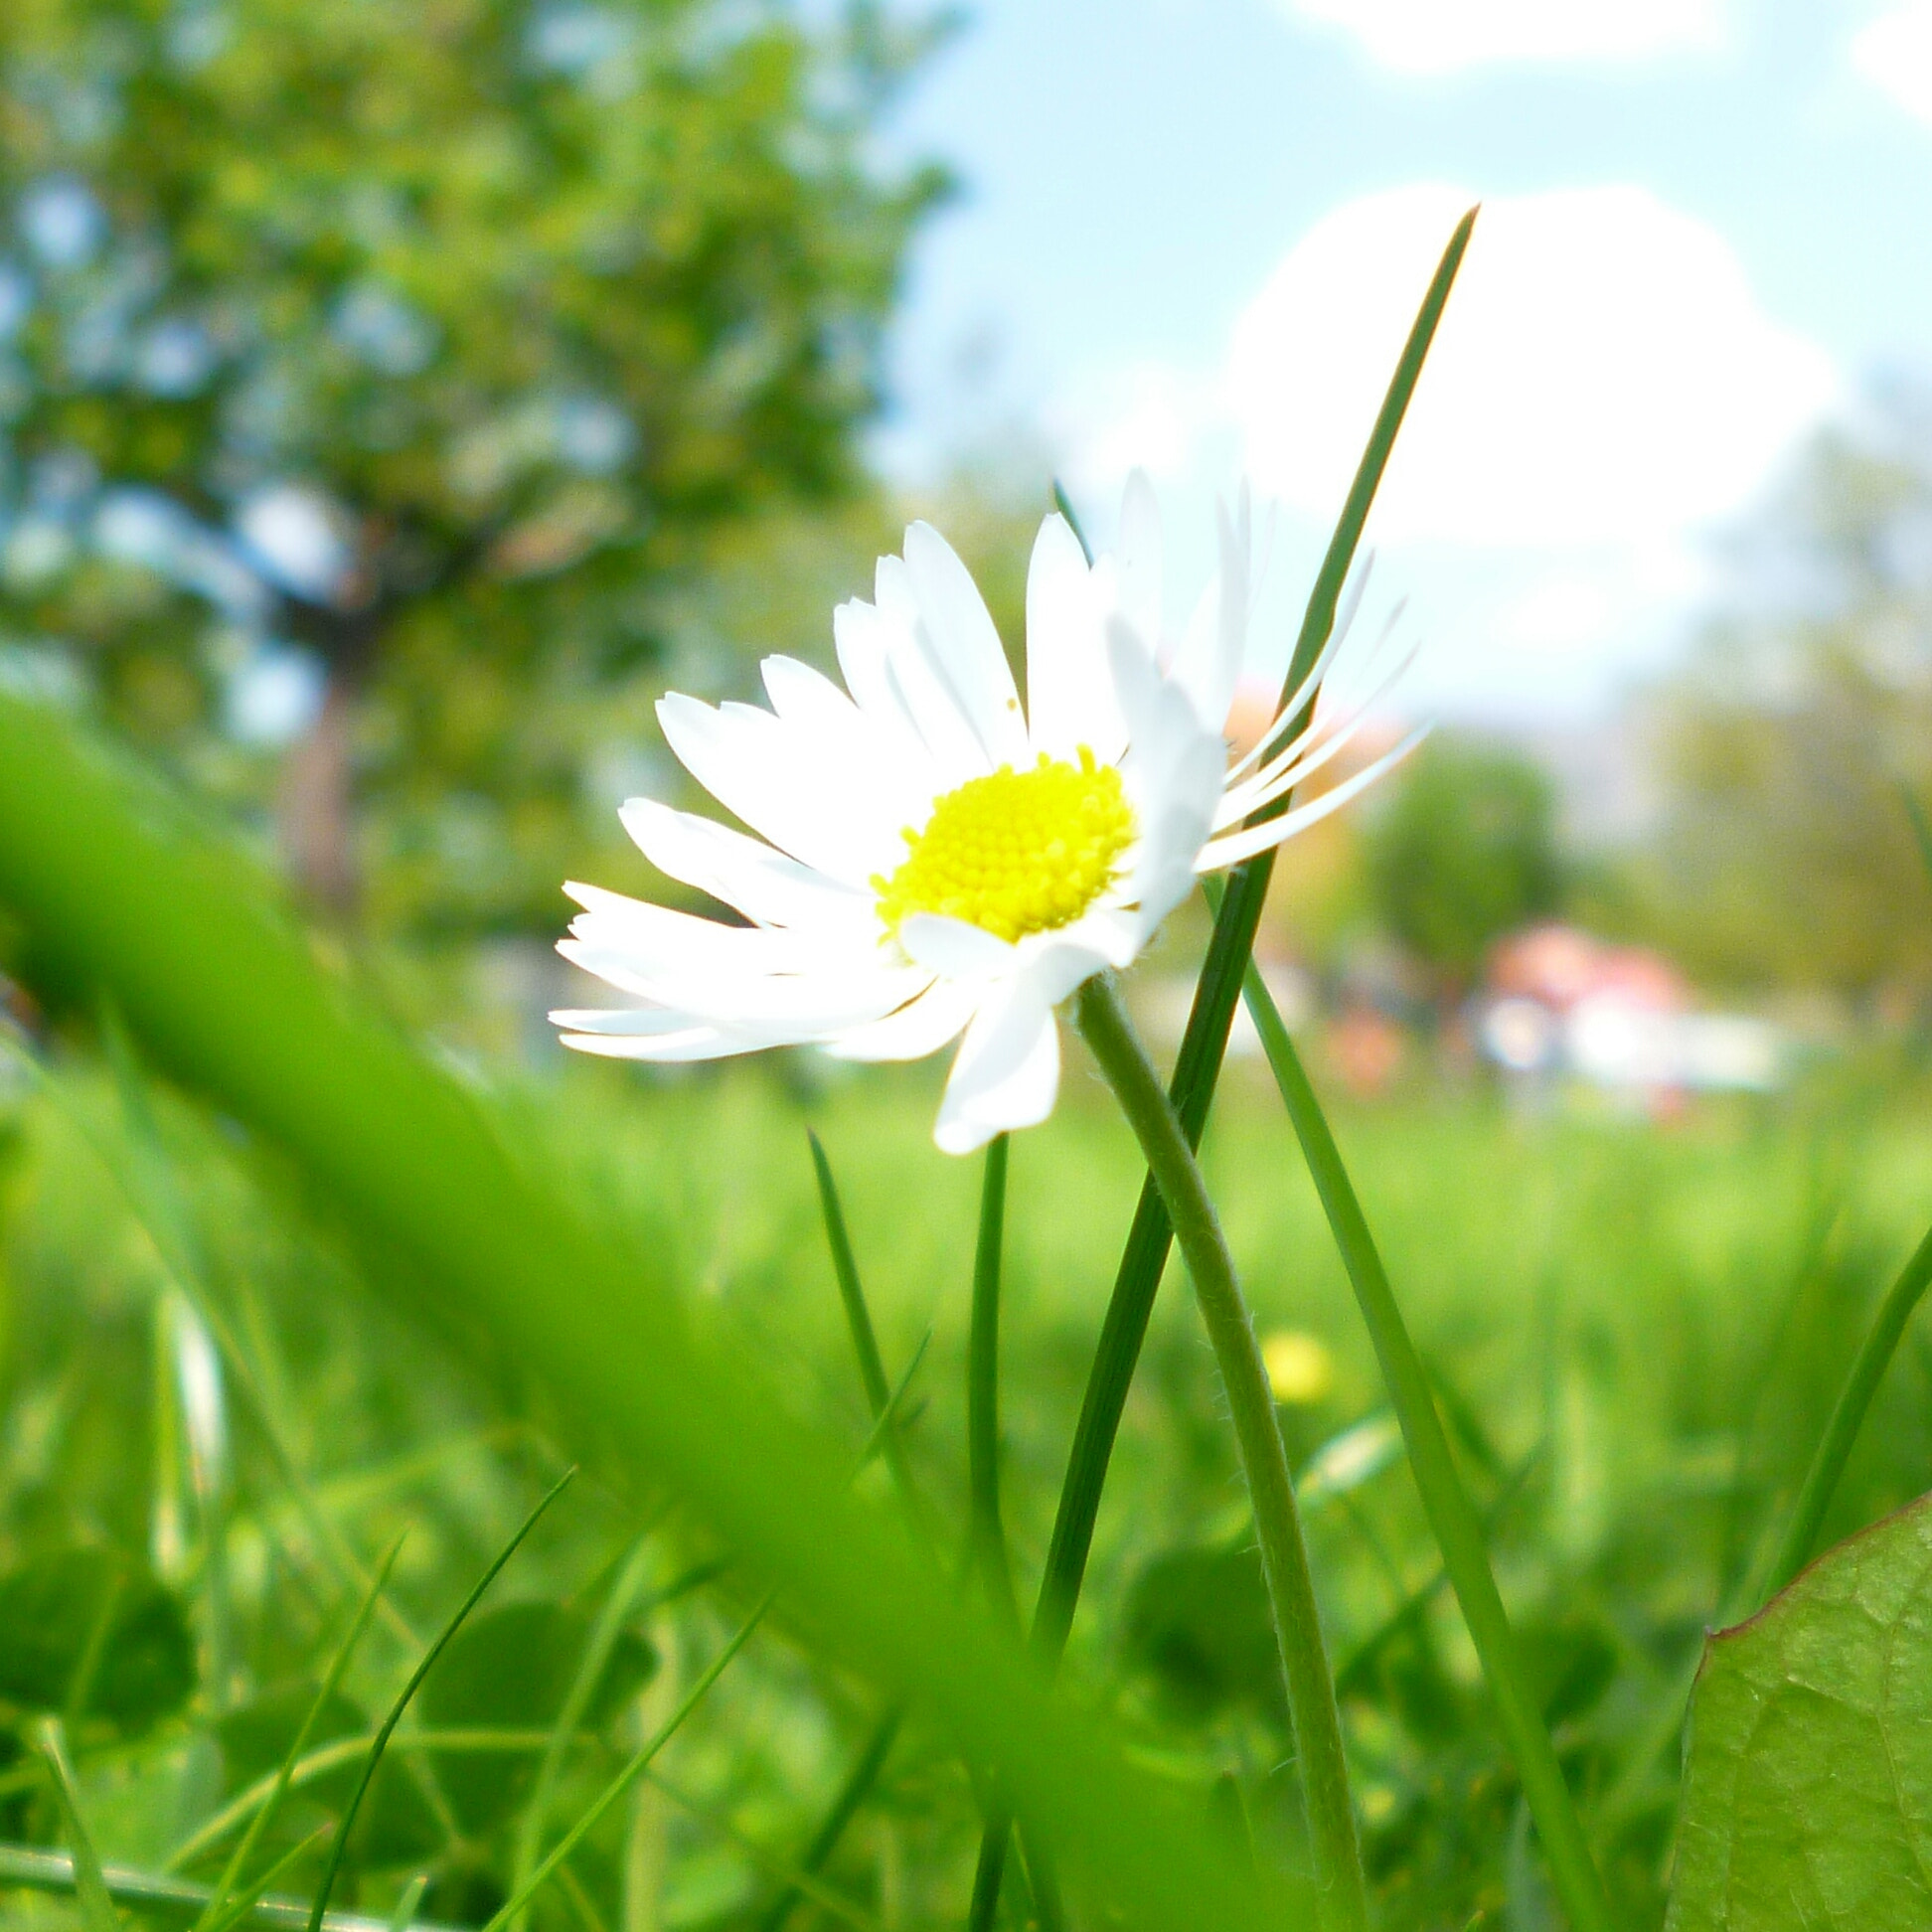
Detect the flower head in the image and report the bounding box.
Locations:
[553,474,1420,1153]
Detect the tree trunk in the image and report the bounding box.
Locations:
[277,674,359,916]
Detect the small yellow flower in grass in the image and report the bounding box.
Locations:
[1262,1329,1336,1406]
[553,473,1422,1153]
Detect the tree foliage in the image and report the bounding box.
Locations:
[1641,389,1932,995]
[0,0,944,929]
[1361,734,1563,990]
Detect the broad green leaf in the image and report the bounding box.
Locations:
[0,1549,195,1733]
[1670,1491,1932,1930]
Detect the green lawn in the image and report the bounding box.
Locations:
[4,1042,1931,1930]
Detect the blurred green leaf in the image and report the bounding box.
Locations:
[1670,1491,1932,1929]
[0,1548,195,1733]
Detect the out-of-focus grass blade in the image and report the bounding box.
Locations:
[479,1591,777,1932]
[0,1845,455,1932]
[509,1532,657,1932]
[641,1768,884,1932]
[200,1539,403,1931]
[0,694,1281,1932]
[1216,886,1613,1932]
[385,1874,429,1932]
[83,1021,419,1651]
[1759,1221,1932,1598]
[202,1831,333,1932]
[305,1470,575,1932]
[807,1131,925,1532]
[170,1730,559,1873]
[1748,785,1932,1599]
[754,1708,902,1932]
[34,1718,119,1932]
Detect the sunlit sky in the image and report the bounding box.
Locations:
[870,0,1932,724]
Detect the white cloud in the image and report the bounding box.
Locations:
[1852,3,1932,124]
[1224,183,1838,548]
[1279,0,1728,76]
[1052,184,1837,723]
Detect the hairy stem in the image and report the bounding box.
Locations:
[1076,975,1366,1932]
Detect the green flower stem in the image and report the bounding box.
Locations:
[1761,1219,1932,1600]
[1075,974,1367,1932]
[1025,205,1480,1687]
[1215,901,1614,1932]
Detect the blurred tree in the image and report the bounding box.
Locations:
[1362,735,1563,992]
[0,0,944,928]
[1640,386,1932,995]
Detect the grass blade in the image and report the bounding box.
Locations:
[0,1845,454,1932]
[807,1133,926,1531]
[754,1707,902,1932]
[508,1533,658,1932]
[34,1717,119,1932]
[305,1469,576,1932]
[1218,894,1613,1932]
[968,1134,1018,1630]
[1759,1221,1932,1598]
[479,1591,776,1932]
[1029,205,1479,1676]
[200,1540,403,1931]
[202,1833,333,1932]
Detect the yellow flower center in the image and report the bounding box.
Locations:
[874,748,1136,945]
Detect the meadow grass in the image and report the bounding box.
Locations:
[5,1037,1931,1930]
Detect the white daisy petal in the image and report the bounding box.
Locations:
[559,478,1418,1154]
[1013,932,1115,1007]
[1025,513,1123,763]
[617,797,875,934]
[824,979,978,1062]
[1199,725,1432,873]
[657,693,904,886]
[902,521,1030,768]
[564,882,851,975]
[872,559,994,781]
[898,912,1017,981]
[559,1024,764,1062]
[934,983,1061,1156]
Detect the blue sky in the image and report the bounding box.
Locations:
[869,0,1932,724]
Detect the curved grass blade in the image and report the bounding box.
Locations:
[169,1731,561,1874]
[1218,892,1612,1932]
[479,1591,776,1932]
[0,697,1283,1932]
[305,1469,576,1932]
[1759,1220,1932,1598]
[34,1717,119,1932]
[200,1539,403,1931]
[807,1132,927,1536]
[202,1831,333,1932]
[754,1707,902,1932]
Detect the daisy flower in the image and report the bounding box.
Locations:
[553,475,1420,1153]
